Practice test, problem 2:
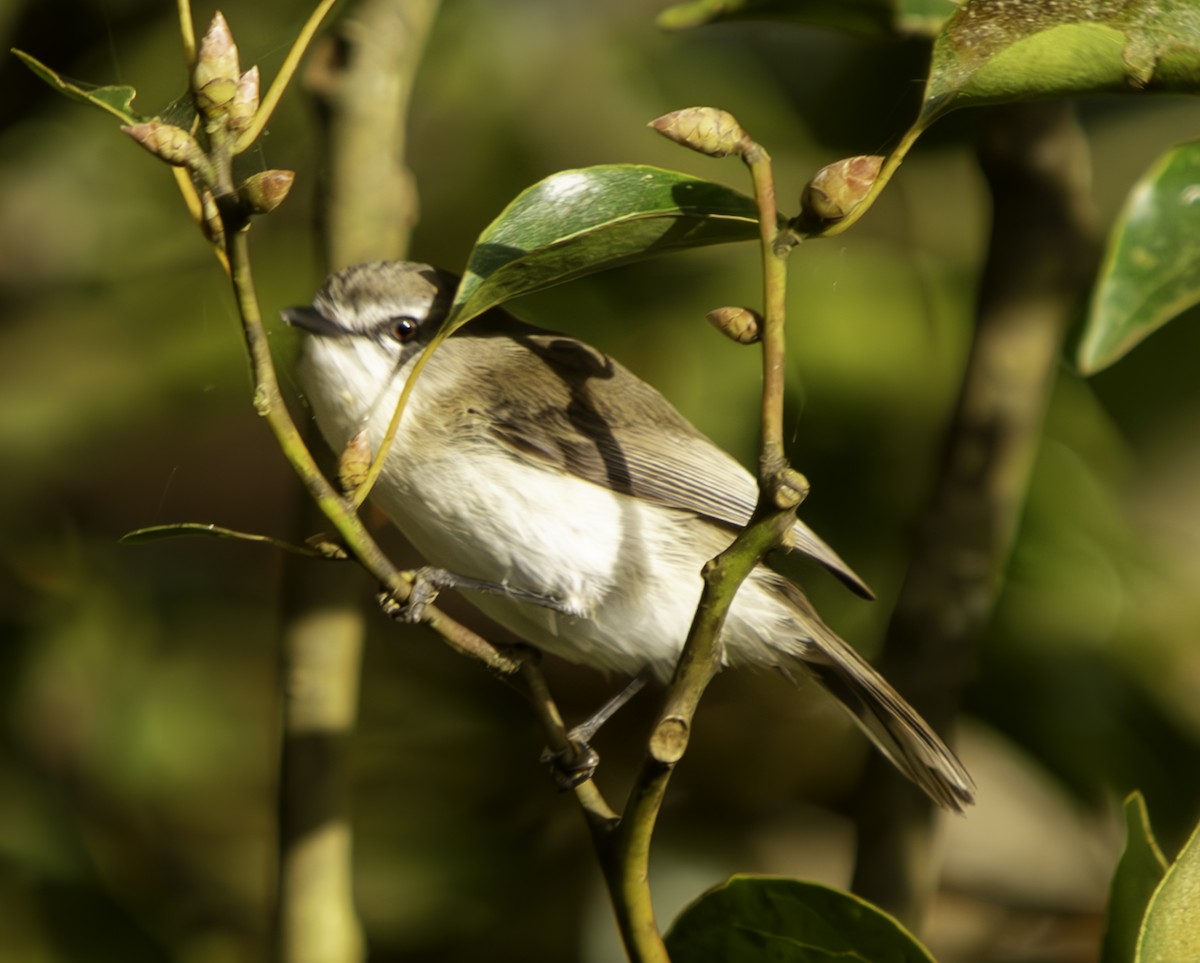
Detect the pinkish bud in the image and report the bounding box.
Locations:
[648,107,751,158]
[193,12,240,120]
[801,155,884,224]
[122,121,206,171]
[238,169,295,214]
[227,67,259,135]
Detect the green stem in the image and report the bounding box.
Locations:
[744,142,788,478]
[234,0,343,154]
[177,0,196,68]
[597,131,799,963]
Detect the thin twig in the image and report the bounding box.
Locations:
[177,0,196,68]
[593,126,801,963]
[234,0,342,154]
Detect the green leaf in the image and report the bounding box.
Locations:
[120,523,346,559]
[921,0,1200,123]
[1102,793,1169,963]
[657,0,957,37]
[664,875,937,962]
[1078,141,1200,374]
[1137,810,1200,962]
[12,49,143,124]
[445,164,761,330]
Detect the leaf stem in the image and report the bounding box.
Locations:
[177,0,196,69]
[233,0,342,154]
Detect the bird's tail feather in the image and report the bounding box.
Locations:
[773,580,976,812]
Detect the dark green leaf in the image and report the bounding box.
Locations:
[445,164,761,329]
[656,0,957,37]
[1137,811,1200,961]
[665,875,937,962]
[1078,140,1200,374]
[120,523,345,559]
[12,49,143,124]
[1102,793,1169,963]
[921,0,1200,123]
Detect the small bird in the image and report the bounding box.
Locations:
[284,260,975,811]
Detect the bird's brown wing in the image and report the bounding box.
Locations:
[455,324,872,598]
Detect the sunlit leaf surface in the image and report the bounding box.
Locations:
[1078,141,1200,374]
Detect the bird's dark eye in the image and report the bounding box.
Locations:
[386,316,419,343]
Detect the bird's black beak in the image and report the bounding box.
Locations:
[281,305,344,338]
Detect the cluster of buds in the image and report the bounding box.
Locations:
[120,12,292,235]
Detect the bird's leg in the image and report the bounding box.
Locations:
[380,566,572,623]
[570,672,649,745]
[541,672,650,789]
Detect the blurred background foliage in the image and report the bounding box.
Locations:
[3,1,1200,961]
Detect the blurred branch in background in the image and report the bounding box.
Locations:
[306,0,440,271]
[852,101,1100,924]
[275,3,441,962]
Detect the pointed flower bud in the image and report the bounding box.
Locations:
[338,430,372,493]
[193,12,241,120]
[238,169,295,215]
[706,305,762,344]
[801,155,884,224]
[122,121,207,172]
[227,67,260,135]
[649,107,751,158]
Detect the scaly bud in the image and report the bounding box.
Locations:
[648,107,752,158]
[773,467,810,510]
[193,12,241,121]
[706,305,762,344]
[801,155,884,224]
[238,169,295,215]
[228,67,260,135]
[305,535,349,560]
[122,121,207,173]
[337,430,372,493]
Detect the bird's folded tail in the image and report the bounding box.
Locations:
[773,581,976,812]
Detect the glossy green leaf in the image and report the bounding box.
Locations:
[664,875,937,962]
[1078,141,1200,374]
[1137,811,1200,962]
[921,0,1200,123]
[445,164,761,329]
[12,49,143,124]
[657,0,957,37]
[1102,793,1169,963]
[121,523,346,559]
